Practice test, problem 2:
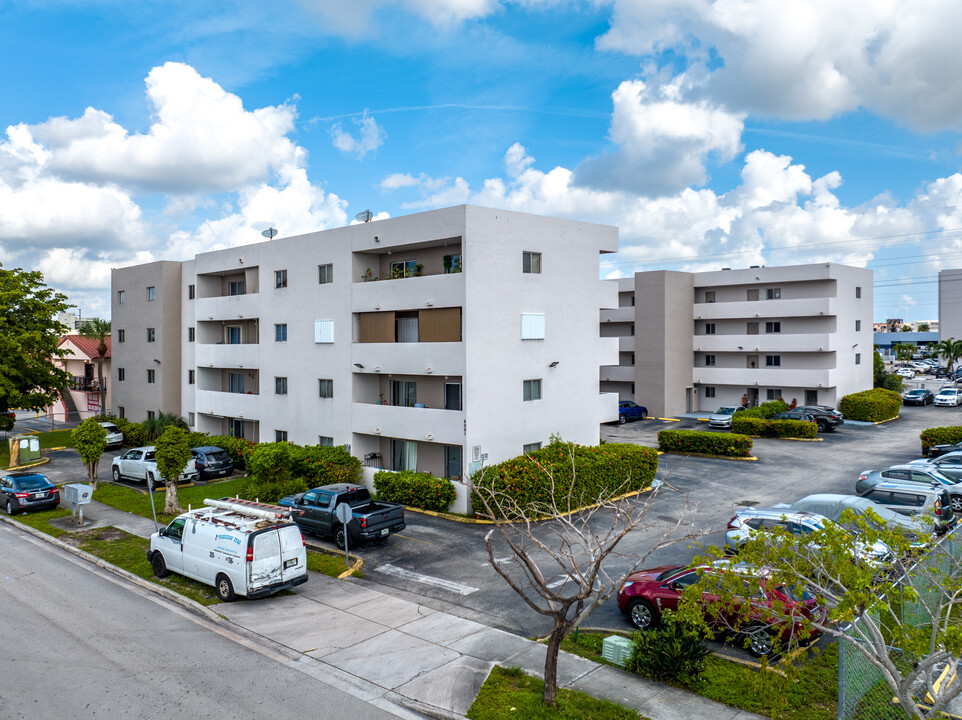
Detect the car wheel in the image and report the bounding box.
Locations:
[951,496,962,513]
[816,421,827,433]
[746,626,774,657]
[619,414,627,424]
[112,467,120,482]
[639,410,647,420]
[5,499,16,516]
[151,553,170,578]
[626,598,658,630]
[334,526,346,550]
[215,574,236,602]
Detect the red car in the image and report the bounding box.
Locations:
[616,563,825,657]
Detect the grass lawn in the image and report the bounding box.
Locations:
[2,428,77,467]
[466,666,645,720]
[93,477,248,525]
[561,631,838,720]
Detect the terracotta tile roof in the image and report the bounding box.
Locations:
[58,334,111,359]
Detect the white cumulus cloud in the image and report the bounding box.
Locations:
[331,113,386,159]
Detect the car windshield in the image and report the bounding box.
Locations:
[209,451,230,462]
[715,407,735,415]
[906,391,924,396]
[15,475,50,490]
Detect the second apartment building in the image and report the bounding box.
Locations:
[112,205,620,512]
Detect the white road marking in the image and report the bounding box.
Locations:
[484,556,515,567]
[375,563,479,596]
[546,575,570,589]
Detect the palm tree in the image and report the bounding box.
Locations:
[79,319,111,413]
[893,342,915,364]
[935,337,962,374]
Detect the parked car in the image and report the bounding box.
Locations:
[147,497,308,601]
[774,494,935,538]
[111,446,199,486]
[709,405,746,428]
[861,463,962,512]
[796,405,844,423]
[0,471,60,515]
[853,480,955,532]
[773,408,839,432]
[928,440,962,458]
[909,452,962,485]
[279,483,406,549]
[896,368,916,378]
[617,562,825,656]
[617,401,648,424]
[902,389,935,406]
[934,387,962,406]
[98,421,124,447]
[910,362,930,373]
[191,446,234,481]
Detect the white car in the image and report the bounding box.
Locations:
[708,405,746,428]
[896,368,915,378]
[98,422,123,448]
[934,388,962,407]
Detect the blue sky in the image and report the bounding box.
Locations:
[3,0,962,324]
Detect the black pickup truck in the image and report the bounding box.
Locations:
[278,483,406,549]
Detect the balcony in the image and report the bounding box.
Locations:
[694,297,836,320]
[352,342,465,376]
[693,333,835,353]
[352,403,464,445]
[194,294,260,322]
[195,343,262,369]
[352,272,465,312]
[692,367,837,388]
[194,389,261,419]
[618,335,635,352]
[601,365,635,383]
[600,307,634,323]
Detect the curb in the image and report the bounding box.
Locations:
[660,451,759,461]
[5,456,52,471]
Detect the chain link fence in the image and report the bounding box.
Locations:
[838,528,962,719]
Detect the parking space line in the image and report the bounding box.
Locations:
[375,563,479,596]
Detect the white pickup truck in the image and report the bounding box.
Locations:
[111,446,199,485]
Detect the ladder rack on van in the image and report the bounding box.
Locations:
[202,497,293,522]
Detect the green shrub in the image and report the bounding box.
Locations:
[204,435,256,469]
[374,470,457,511]
[732,416,818,439]
[658,429,753,457]
[245,443,293,484]
[624,616,710,685]
[920,426,962,456]
[239,476,308,504]
[290,445,362,485]
[471,440,657,517]
[142,411,188,441]
[738,399,788,419]
[839,388,901,422]
[121,422,148,447]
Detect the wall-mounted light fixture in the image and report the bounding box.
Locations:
[354,363,364,369]
[548,361,559,368]
[374,235,380,242]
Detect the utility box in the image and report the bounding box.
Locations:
[601,635,633,667]
[9,435,41,466]
[65,483,92,525]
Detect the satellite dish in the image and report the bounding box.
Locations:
[355,210,374,223]
[261,227,278,240]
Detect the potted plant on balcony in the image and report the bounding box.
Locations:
[362,267,377,282]
[413,263,423,277]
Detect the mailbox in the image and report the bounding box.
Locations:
[65,483,92,505]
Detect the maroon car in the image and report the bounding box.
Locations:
[616,563,824,657]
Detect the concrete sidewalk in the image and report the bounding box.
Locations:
[43,499,764,720]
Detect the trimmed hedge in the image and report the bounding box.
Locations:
[471,441,658,516]
[238,441,362,502]
[731,416,818,439]
[839,388,901,422]
[290,445,362,486]
[920,426,962,456]
[738,400,788,419]
[658,429,753,457]
[373,470,457,512]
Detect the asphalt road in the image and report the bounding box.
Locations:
[0,521,407,720]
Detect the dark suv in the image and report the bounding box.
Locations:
[190,446,234,481]
[773,408,839,432]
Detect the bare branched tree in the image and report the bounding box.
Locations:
[475,461,697,707]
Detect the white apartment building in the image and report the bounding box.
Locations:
[939,269,962,341]
[112,205,620,512]
[600,263,874,417]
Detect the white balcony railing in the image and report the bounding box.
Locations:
[352,403,464,445]
[693,333,836,353]
[351,272,465,312]
[693,297,836,320]
[351,342,465,376]
[691,367,837,388]
[194,389,260,419]
[195,343,262,369]
[194,293,261,322]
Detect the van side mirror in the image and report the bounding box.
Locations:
[158,528,167,537]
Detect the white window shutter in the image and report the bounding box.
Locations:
[521,313,546,340]
[314,319,334,343]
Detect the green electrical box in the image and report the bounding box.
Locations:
[9,435,41,466]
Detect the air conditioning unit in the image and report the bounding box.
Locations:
[601,635,633,667]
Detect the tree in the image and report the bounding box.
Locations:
[0,265,71,431]
[894,342,916,363]
[685,512,962,719]
[901,324,914,332]
[873,349,886,387]
[155,426,191,514]
[79,319,111,414]
[474,458,692,707]
[935,338,962,374]
[918,322,931,333]
[72,418,107,491]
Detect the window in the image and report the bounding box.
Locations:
[188,369,195,385]
[118,368,125,382]
[275,269,287,288]
[314,319,334,343]
[117,290,125,305]
[229,419,244,438]
[391,439,418,472]
[705,323,716,335]
[855,320,862,331]
[523,442,542,454]
[443,254,462,273]
[146,328,155,342]
[188,327,195,342]
[746,322,759,335]
[318,379,333,398]
[146,410,155,421]
[445,383,462,411]
[118,406,125,419]
[275,430,288,442]
[445,446,462,480]
[747,289,759,301]
[765,321,781,333]
[391,380,416,406]
[523,378,542,401]
[855,353,862,365]
[705,355,715,367]
[318,263,334,284]
[766,355,781,366]
[226,326,242,344]
[630,323,635,336]
[766,389,782,400]
[188,284,195,299]
[704,386,715,398]
[856,286,862,298]
[275,377,288,395]
[228,280,245,296]
[521,313,546,340]
[275,324,287,342]
[705,291,715,303]
[188,412,195,426]
[147,369,155,384]
[228,373,244,393]
[390,260,417,278]
[117,329,125,343]
[522,251,541,274]
[766,287,781,300]
[318,436,334,447]
[146,286,155,301]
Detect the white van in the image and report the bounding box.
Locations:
[147,497,308,601]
